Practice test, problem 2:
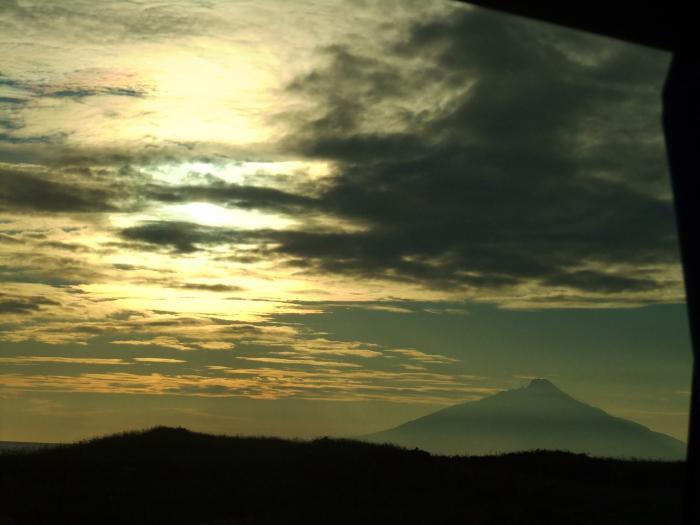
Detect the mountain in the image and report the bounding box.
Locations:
[362,378,686,460]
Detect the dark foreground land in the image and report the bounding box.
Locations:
[0,427,684,525]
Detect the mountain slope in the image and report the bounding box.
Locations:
[363,379,686,460]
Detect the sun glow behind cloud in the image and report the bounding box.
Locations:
[112,47,279,145]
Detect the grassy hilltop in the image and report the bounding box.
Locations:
[0,426,684,524]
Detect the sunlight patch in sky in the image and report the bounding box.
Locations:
[161,202,294,229]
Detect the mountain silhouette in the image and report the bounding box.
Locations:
[0,426,685,524]
[363,378,686,460]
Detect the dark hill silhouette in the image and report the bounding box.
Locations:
[0,426,683,524]
[363,378,686,460]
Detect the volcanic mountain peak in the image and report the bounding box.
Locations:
[362,379,687,460]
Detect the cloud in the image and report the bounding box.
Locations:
[104,7,677,306]
[242,9,677,303]
[43,86,147,100]
[0,73,148,101]
[276,14,674,295]
[0,233,22,243]
[0,293,59,314]
[389,349,458,364]
[542,269,661,293]
[0,165,121,213]
[145,181,317,215]
[0,367,497,404]
[0,71,151,149]
[0,356,126,365]
[112,337,193,352]
[424,307,470,316]
[0,1,219,44]
[176,283,246,293]
[119,221,240,253]
[197,341,234,350]
[236,356,362,368]
[360,305,414,314]
[0,1,682,393]
[0,2,688,431]
[133,357,186,363]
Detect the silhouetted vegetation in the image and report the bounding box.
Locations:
[0,426,684,524]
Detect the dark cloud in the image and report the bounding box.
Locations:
[44,86,147,100]
[0,167,119,213]
[112,263,138,271]
[0,233,22,243]
[0,74,22,87]
[542,270,660,294]
[0,118,24,133]
[119,8,676,299]
[177,283,245,293]
[0,73,148,107]
[145,181,316,215]
[270,9,676,295]
[286,44,408,139]
[0,256,102,286]
[39,241,91,253]
[0,293,60,314]
[0,133,64,145]
[0,97,27,105]
[119,221,243,253]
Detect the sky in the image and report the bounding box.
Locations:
[0,0,692,443]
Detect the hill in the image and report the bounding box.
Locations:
[362,378,686,460]
[0,426,684,524]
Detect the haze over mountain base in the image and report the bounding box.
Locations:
[363,379,686,460]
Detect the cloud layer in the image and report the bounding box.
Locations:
[0,1,680,408]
